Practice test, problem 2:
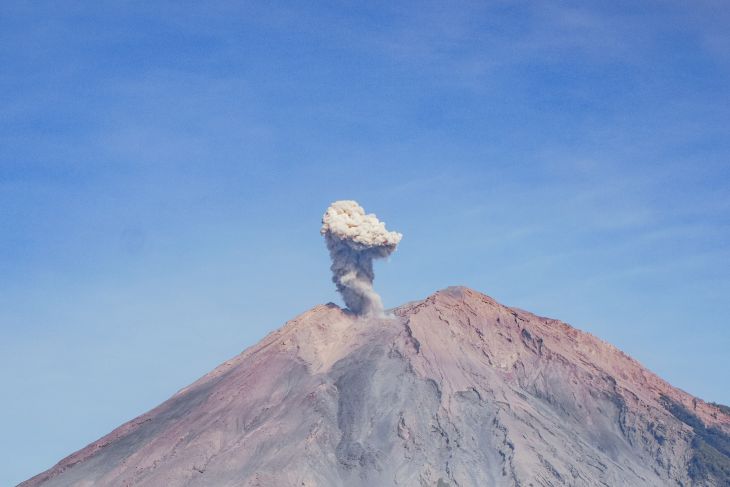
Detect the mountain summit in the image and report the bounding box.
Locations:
[22,287,730,486]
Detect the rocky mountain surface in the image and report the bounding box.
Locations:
[21,287,730,486]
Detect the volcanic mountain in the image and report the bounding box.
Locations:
[22,287,730,486]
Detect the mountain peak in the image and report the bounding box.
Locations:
[22,288,730,487]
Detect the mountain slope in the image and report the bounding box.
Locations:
[21,287,730,486]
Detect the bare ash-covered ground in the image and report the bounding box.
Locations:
[22,287,730,486]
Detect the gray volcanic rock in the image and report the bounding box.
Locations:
[21,287,730,486]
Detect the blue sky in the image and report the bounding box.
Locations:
[1,1,729,484]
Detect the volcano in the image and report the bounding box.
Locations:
[21,287,730,486]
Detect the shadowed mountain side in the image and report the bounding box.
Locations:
[21,287,730,486]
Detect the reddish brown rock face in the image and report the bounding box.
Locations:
[21,287,730,487]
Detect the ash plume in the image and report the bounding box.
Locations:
[321,200,402,316]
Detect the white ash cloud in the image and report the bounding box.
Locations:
[321,200,402,316]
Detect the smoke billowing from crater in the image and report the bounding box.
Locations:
[321,200,402,316]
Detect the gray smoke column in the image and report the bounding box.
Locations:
[321,200,402,316]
